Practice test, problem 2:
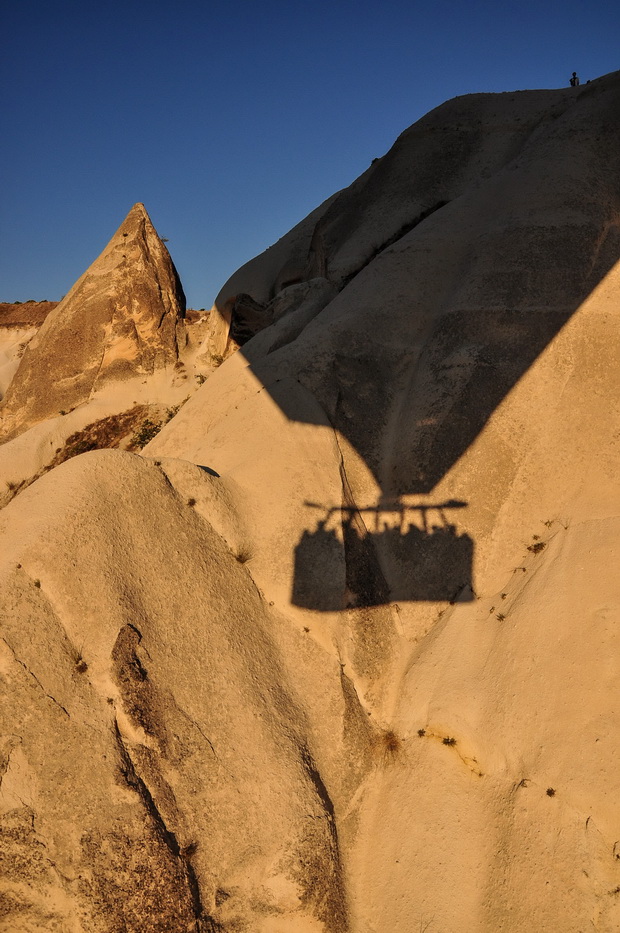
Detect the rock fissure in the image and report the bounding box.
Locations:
[337,199,451,290]
[1,637,70,718]
[113,722,210,931]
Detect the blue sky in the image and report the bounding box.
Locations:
[1,0,617,308]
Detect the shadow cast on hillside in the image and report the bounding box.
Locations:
[293,500,473,610]
[226,150,619,608]
[242,286,613,607]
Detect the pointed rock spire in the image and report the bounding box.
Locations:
[0,204,186,440]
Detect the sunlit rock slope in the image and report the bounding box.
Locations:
[0,204,186,442]
[1,71,620,932]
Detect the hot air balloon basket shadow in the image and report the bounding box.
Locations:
[292,499,474,610]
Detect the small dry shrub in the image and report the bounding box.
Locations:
[130,418,162,449]
[375,729,402,761]
[235,547,252,564]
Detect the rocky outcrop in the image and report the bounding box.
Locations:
[0,300,57,326]
[149,70,620,932]
[215,193,339,308]
[0,204,186,441]
[215,83,611,307]
[0,302,57,401]
[0,451,351,932]
[2,73,620,933]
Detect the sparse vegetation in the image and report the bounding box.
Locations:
[377,729,401,760]
[1,407,164,510]
[131,418,162,449]
[59,407,152,460]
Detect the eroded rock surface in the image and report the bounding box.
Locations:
[2,72,620,933]
[0,204,186,441]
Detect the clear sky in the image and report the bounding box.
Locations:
[1,0,617,308]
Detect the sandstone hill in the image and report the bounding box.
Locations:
[0,207,212,509]
[1,71,619,932]
[0,204,186,443]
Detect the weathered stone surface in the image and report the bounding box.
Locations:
[2,72,620,933]
[0,204,186,441]
[0,302,57,401]
[0,451,351,932]
[0,300,57,326]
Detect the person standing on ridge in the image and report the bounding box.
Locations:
[570,72,580,86]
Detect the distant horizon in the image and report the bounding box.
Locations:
[2,0,618,308]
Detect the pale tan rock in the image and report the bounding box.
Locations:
[2,72,620,933]
[0,302,57,401]
[0,451,354,931]
[0,204,186,441]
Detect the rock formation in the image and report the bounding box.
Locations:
[0,301,56,401]
[0,204,186,441]
[1,72,620,932]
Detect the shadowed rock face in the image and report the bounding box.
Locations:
[0,204,186,441]
[3,75,620,933]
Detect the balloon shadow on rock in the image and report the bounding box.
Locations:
[292,499,473,610]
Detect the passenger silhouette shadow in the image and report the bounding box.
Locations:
[292,500,473,610]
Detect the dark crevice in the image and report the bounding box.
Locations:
[2,637,70,718]
[300,745,350,932]
[301,746,335,821]
[113,722,220,931]
[339,199,450,289]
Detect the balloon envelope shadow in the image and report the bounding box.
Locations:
[292,499,473,610]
